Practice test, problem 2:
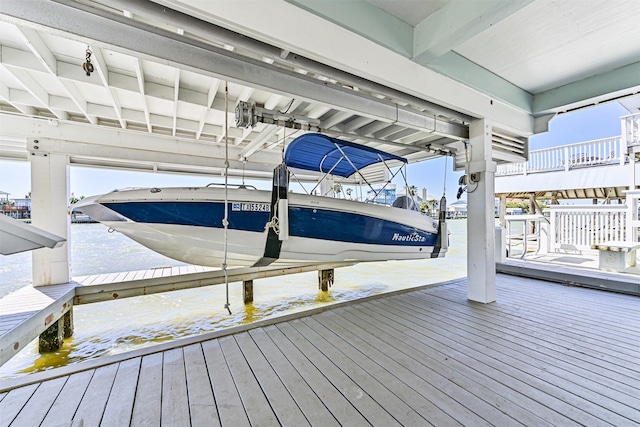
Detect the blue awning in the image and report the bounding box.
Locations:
[284,133,407,178]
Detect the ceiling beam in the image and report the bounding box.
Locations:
[532,62,640,116]
[238,124,279,160]
[321,110,352,130]
[90,47,126,129]
[426,52,533,113]
[343,116,374,133]
[15,27,56,73]
[0,81,36,115]
[284,0,413,58]
[0,64,68,120]
[172,69,180,136]
[196,78,221,140]
[1,114,284,171]
[133,58,152,133]
[413,0,533,65]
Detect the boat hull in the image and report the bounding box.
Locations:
[76,187,445,267]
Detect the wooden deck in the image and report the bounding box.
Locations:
[1,274,639,426]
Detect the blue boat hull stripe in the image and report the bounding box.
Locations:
[103,201,437,247]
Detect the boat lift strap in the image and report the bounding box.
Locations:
[253,163,289,267]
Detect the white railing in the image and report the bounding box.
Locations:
[497,136,625,176]
[548,205,627,251]
[626,189,640,243]
[622,113,640,148]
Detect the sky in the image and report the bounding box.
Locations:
[0,101,631,202]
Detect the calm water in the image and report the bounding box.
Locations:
[0,220,467,380]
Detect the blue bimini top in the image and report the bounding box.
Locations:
[284,133,407,178]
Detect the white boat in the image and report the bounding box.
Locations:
[75,134,447,267]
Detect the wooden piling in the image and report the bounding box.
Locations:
[243,280,254,304]
[63,309,73,338]
[38,307,74,353]
[318,269,334,292]
[38,317,65,353]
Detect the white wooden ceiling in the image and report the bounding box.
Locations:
[364,0,640,96]
[0,0,637,179]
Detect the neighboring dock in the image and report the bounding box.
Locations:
[1,274,638,426]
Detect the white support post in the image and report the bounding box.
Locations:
[627,189,640,243]
[467,119,496,303]
[30,150,70,286]
[549,209,558,252]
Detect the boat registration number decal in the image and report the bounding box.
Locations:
[232,202,271,212]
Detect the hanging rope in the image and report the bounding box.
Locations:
[222,82,232,315]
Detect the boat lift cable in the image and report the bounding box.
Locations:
[443,155,448,197]
[222,82,232,315]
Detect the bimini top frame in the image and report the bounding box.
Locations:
[284,133,408,200]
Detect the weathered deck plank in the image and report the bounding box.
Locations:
[9,376,67,427]
[262,324,369,426]
[0,275,638,426]
[40,370,94,426]
[334,306,517,426]
[418,287,640,383]
[302,315,462,426]
[0,383,38,427]
[247,328,340,426]
[291,317,436,426]
[233,331,310,426]
[72,363,118,426]
[201,339,250,427]
[218,335,280,426]
[130,353,163,426]
[183,343,220,427]
[101,357,141,426]
[161,348,190,426]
